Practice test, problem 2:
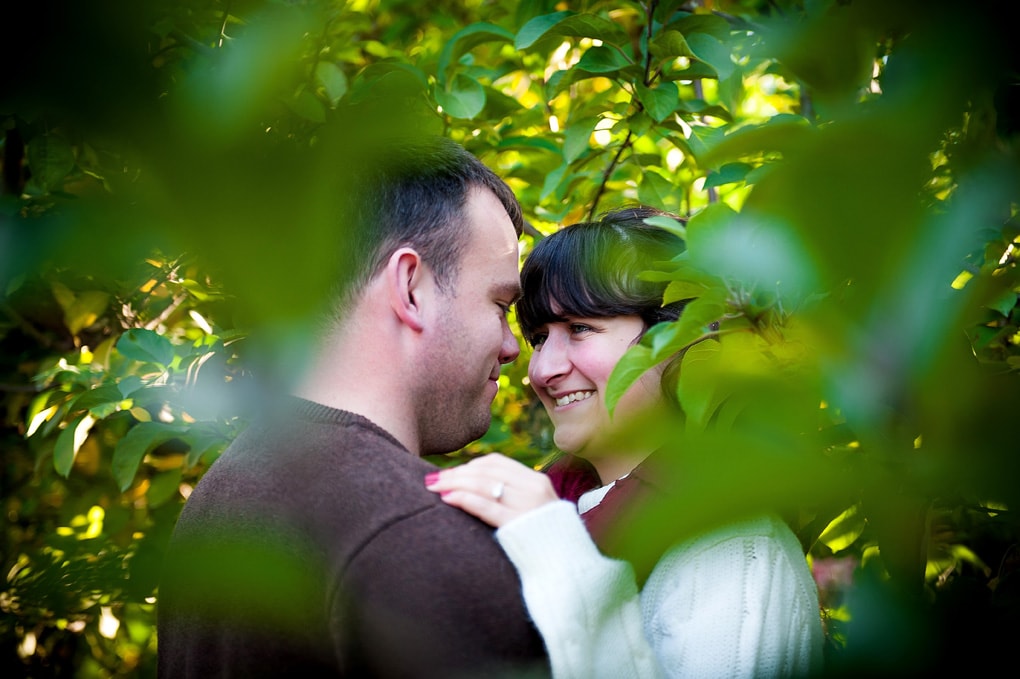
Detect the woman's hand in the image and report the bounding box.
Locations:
[424,453,560,528]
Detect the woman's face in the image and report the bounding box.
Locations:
[527,312,665,462]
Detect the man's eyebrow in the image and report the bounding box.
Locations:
[495,282,523,304]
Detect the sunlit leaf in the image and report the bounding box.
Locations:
[53,414,94,478]
[818,504,866,553]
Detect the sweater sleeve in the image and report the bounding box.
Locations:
[496,501,665,679]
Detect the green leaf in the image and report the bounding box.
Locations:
[643,215,688,240]
[436,74,486,119]
[987,289,1018,317]
[704,162,753,190]
[636,81,680,122]
[182,423,232,467]
[540,163,568,201]
[497,136,562,154]
[515,11,627,50]
[284,89,326,123]
[112,422,187,492]
[664,278,710,303]
[699,115,812,167]
[117,375,144,398]
[438,23,514,80]
[648,292,728,361]
[674,340,726,428]
[54,414,88,478]
[686,33,734,80]
[667,14,732,42]
[147,469,183,508]
[71,383,125,414]
[605,343,660,416]
[818,504,866,553]
[117,328,175,367]
[576,45,632,73]
[649,30,694,61]
[315,62,348,105]
[563,118,596,162]
[638,171,679,210]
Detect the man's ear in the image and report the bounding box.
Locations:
[385,247,430,332]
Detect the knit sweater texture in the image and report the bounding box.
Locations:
[496,490,824,679]
[157,397,548,678]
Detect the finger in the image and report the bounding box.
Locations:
[435,488,518,527]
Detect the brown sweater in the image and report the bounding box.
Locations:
[157,398,548,678]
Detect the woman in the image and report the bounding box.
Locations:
[425,207,824,678]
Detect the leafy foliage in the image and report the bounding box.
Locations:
[2,0,1018,675]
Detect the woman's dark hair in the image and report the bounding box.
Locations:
[517,206,687,343]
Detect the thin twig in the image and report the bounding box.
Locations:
[588,130,634,221]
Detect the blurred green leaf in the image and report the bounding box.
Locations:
[438,23,514,81]
[112,422,187,491]
[26,133,76,194]
[576,45,633,73]
[117,329,175,367]
[636,81,680,122]
[54,414,88,478]
[436,73,486,119]
[516,11,628,50]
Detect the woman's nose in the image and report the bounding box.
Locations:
[529,331,570,385]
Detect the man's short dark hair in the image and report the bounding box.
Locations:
[328,136,522,323]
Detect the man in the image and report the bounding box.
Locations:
[157,136,548,677]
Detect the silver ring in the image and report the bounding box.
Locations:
[491,481,505,502]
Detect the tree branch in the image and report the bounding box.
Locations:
[587,130,634,221]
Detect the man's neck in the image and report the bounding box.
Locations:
[292,325,421,456]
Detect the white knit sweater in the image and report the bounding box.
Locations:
[496,492,824,678]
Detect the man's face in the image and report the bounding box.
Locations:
[416,187,521,455]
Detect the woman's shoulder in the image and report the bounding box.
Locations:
[650,513,806,576]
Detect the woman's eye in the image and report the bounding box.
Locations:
[570,323,593,335]
[529,333,548,347]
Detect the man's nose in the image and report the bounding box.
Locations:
[498,319,520,365]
